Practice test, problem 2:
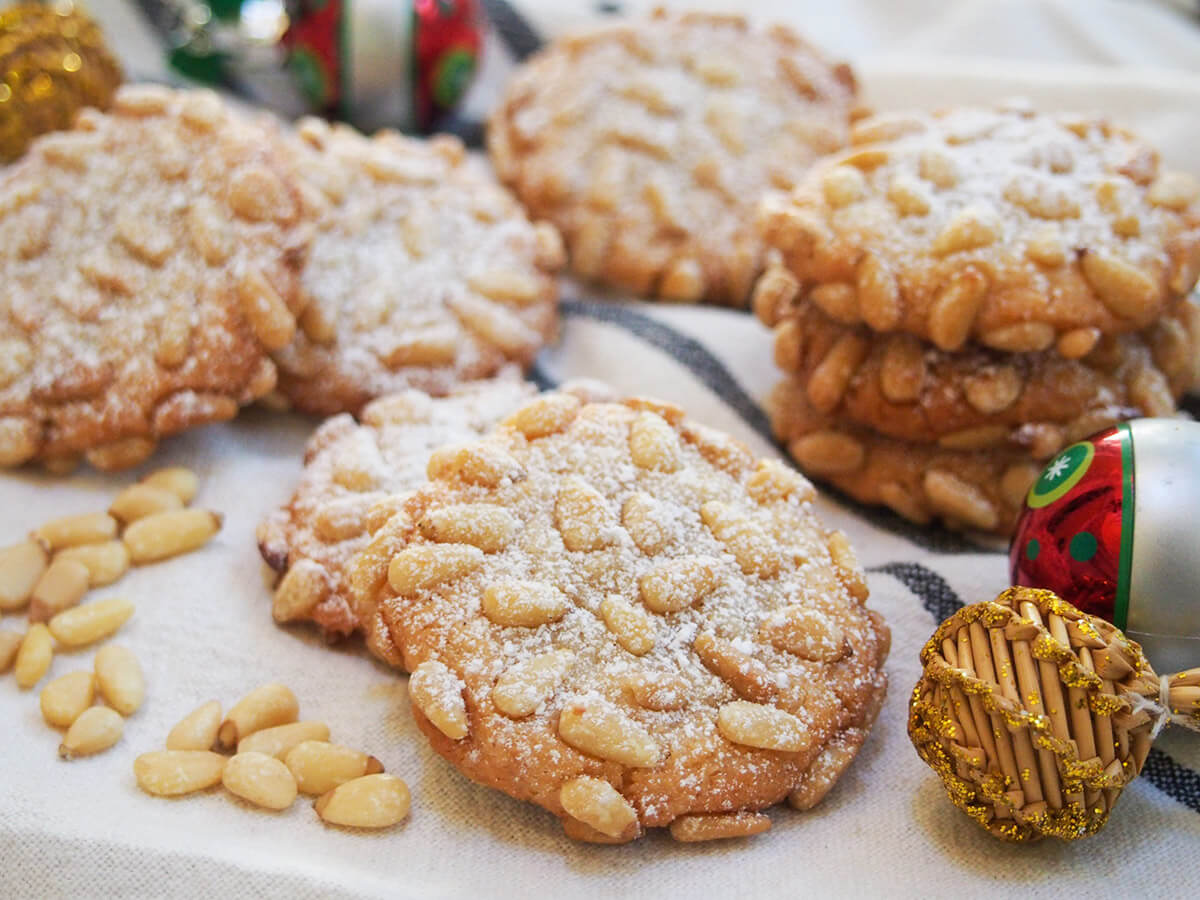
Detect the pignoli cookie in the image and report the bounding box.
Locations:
[349,393,889,842]
[760,282,1200,457]
[0,85,308,471]
[257,376,535,665]
[759,105,1200,352]
[269,118,562,416]
[769,378,1051,535]
[488,10,858,307]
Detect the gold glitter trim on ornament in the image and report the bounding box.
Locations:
[0,3,122,162]
[908,586,1166,842]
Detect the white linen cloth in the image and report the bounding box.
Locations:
[3,1,1200,896]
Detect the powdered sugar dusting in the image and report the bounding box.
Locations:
[256,375,535,662]
[365,394,890,835]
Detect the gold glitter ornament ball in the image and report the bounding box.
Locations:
[908,586,1200,842]
[0,2,122,162]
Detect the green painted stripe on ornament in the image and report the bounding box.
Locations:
[1114,422,1135,630]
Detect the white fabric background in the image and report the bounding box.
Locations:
[3,1,1200,896]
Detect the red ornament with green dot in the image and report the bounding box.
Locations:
[1010,418,1200,675]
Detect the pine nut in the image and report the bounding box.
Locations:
[763,606,846,662]
[481,580,569,627]
[879,334,926,403]
[669,811,772,842]
[40,671,96,728]
[562,815,637,844]
[109,484,183,522]
[0,629,22,672]
[417,504,518,553]
[28,558,90,622]
[746,459,814,505]
[53,541,130,587]
[222,751,298,810]
[502,393,581,439]
[560,776,638,839]
[855,254,901,332]
[558,696,661,766]
[827,531,869,602]
[0,539,48,610]
[923,469,998,532]
[427,442,523,487]
[694,631,779,703]
[1080,251,1157,318]
[94,645,145,716]
[628,412,682,472]
[271,558,329,622]
[639,556,719,613]
[621,493,672,555]
[14,623,53,689]
[135,750,227,796]
[48,597,134,647]
[237,721,331,759]
[599,595,655,656]
[141,467,199,504]
[554,477,614,552]
[166,700,222,751]
[218,683,299,749]
[408,661,469,740]
[387,544,484,595]
[285,740,385,795]
[34,512,118,550]
[700,502,781,578]
[717,700,812,753]
[314,773,411,828]
[493,651,574,718]
[789,431,866,475]
[60,706,123,758]
[123,509,222,564]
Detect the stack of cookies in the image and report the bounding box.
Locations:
[753,105,1200,534]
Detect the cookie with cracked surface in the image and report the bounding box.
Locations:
[257,375,535,666]
[487,10,857,307]
[349,392,889,842]
[769,377,1052,536]
[758,105,1200,353]
[269,118,563,416]
[757,272,1200,457]
[0,85,307,472]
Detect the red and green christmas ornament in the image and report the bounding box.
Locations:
[1010,418,1200,675]
[158,0,483,133]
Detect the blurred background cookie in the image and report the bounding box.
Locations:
[488,9,858,307]
[0,85,307,473]
[270,117,563,416]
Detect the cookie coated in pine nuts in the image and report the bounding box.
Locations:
[768,378,1044,536]
[269,118,562,416]
[349,393,889,843]
[487,9,858,307]
[0,85,308,472]
[759,283,1200,456]
[257,377,535,665]
[758,105,1200,352]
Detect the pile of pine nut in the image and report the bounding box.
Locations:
[0,466,220,758]
[138,683,411,829]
